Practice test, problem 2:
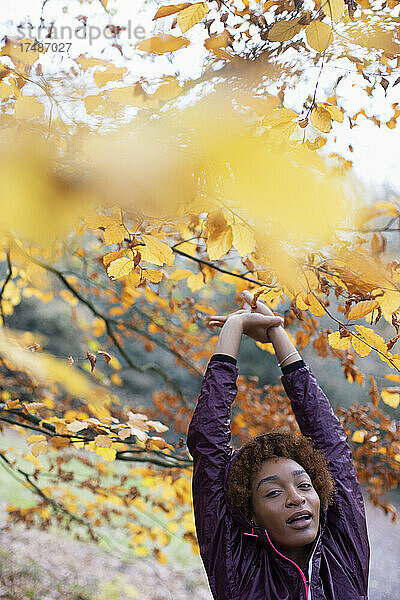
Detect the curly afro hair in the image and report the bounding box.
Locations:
[227,429,337,520]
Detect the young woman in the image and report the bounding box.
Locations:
[187,291,370,600]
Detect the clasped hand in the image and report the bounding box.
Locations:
[205,290,284,344]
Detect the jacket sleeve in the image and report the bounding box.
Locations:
[281,365,370,586]
[186,358,239,598]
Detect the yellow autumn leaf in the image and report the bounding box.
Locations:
[133,546,149,557]
[177,2,209,34]
[136,34,190,54]
[306,136,327,151]
[0,37,41,67]
[352,429,367,443]
[304,293,326,316]
[325,0,345,21]
[31,440,48,457]
[128,267,142,287]
[0,82,13,99]
[305,21,333,52]
[268,19,302,42]
[296,293,310,311]
[204,30,230,50]
[107,257,135,279]
[373,289,400,317]
[95,446,117,461]
[141,235,174,266]
[143,269,163,283]
[320,102,344,123]
[381,388,400,408]
[328,331,351,350]
[154,549,168,564]
[187,272,204,291]
[354,325,387,353]
[206,226,233,261]
[167,521,178,533]
[27,434,48,456]
[14,96,44,119]
[27,434,47,443]
[347,300,379,320]
[151,79,181,102]
[256,341,275,354]
[232,223,256,256]
[93,66,127,88]
[262,108,299,140]
[302,269,319,290]
[310,106,332,133]
[75,56,112,70]
[104,222,126,245]
[350,334,371,357]
[103,249,130,266]
[385,374,400,382]
[60,290,79,307]
[153,3,191,19]
[168,269,194,280]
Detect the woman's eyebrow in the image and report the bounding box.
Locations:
[256,469,307,490]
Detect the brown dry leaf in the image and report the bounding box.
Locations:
[50,436,70,449]
[118,427,132,440]
[86,351,97,372]
[98,350,112,363]
[268,19,302,42]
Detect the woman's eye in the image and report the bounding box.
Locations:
[265,483,311,497]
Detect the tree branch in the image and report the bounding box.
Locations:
[0,248,12,326]
[8,241,186,400]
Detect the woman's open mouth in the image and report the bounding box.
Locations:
[286,515,312,529]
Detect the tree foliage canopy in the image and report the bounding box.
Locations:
[0,0,400,561]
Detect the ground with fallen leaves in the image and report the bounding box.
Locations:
[0,496,399,599]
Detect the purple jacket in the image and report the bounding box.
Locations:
[187,357,370,600]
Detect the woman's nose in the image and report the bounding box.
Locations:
[286,490,306,506]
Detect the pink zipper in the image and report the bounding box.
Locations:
[243,528,309,600]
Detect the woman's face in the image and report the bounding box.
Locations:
[250,457,320,552]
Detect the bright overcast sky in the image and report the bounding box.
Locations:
[1,0,399,194]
